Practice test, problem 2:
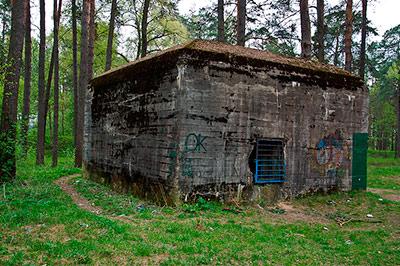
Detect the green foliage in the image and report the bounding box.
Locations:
[0,129,16,182]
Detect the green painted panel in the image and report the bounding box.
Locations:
[352,133,368,190]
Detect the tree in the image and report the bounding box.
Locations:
[76,0,91,167]
[0,1,11,67]
[300,0,311,58]
[0,0,26,181]
[316,0,325,62]
[217,0,224,42]
[72,0,78,147]
[344,0,353,72]
[236,0,246,46]
[387,63,400,157]
[359,0,367,79]
[88,0,95,80]
[105,0,117,71]
[36,0,46,165]
[141,0,151,57]
[21,0,31,156]
[52,0,62,167]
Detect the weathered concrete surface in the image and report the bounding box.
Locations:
[84,40,368,204]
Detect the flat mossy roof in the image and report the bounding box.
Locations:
[91,39,363,88]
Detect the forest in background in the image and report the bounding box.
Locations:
[0,0,399,182]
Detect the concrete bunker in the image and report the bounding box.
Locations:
[84,40,368,205]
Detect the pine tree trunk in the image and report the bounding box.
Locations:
[52,0,62,167]
[344,0,353,72]
[36,0,46,165]
[105,0,117,71]
[75,0,91,167]
[396,81,400,158]
[0,4,10,67]
[316,0,324,62]
[217,0,224,42]
[21,0,31,157]
[88,0,95,81]
[0,0,25,181]
[359,0,367,79]
[72,0,78,148]
[333,31,340,66]
[140,0,150,58]
[44,46,55,126]
[300,0,311,59]
[236,0,246,46]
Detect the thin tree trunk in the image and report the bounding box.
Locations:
[333,31,340,66]
[21,0,31,157]
[236,0,246,46]
[359,0,367,79]
[36,0,46,165]
[45,46,55,126]
[217,0,225,42]
[0,0,25,181]
[72,0,78,147]
[105,0,117,71]
[316,0,324,62]
[140,0,150,58]
[300,0,312,59]
[396,81,400,158]
[75,0,91,167]
[88,0,95,80]
[344,0,353,72]
[48,107,52,141]
[0,5,9,66]
[61,90,65,135]
[52,0,62,167]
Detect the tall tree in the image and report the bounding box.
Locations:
[344,0,353,72]
[105,0,117,71]
[217,0,224,42]
[88,0,95,80]
[36,0,46,165]
[21,0,31,156]
[316,0,325,62]
[52,0,62,167]
[300,0,311,58]
[75,0,91,167]
[359,0,367,79]
[236,0,246,46]
[72,0,78,147]
[140,0,151,57]
[0,0,26,181]
[0,1,11,67]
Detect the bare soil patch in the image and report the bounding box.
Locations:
[275,202,329,224]
[368,188,400,202]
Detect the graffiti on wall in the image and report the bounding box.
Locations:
[184,133,207,152]
[314,129,350,177]
[167,133,207,178]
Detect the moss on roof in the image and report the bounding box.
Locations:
[91,39,361,88]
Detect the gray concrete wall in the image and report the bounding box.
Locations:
[84,65,182,203]
[174,57,368,199]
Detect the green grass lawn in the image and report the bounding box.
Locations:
[0,151,399,265]
[368,150,400,190]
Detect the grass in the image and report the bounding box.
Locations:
[368,151,400,190]
[0,151,399,265]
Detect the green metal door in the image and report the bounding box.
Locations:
[352,133,368,190]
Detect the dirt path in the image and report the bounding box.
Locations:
[55,175,134,223]
[368,188,400,202]
[55,174,104,214]
[55,175,327,225]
